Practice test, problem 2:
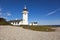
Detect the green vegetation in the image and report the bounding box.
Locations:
[0,18,11,25]
[20,25,56,32]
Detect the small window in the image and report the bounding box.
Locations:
[18,22,19,24]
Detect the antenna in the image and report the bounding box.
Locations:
[24,0,26,5]
[24,5,27,9]
[24,0,27,9]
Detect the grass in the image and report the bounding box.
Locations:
[20,25,56,32]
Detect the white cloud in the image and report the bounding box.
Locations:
[47,10,56,16]
[0,13,1,15]
[0,8,2,11]
[7,12,11,16]
[0,16,2,17]
[16,18,18,20]
[0,16,6,18]
[47,8,60,16]
[3,16,7,19]
[0,8,2,17]
[0,8,2,15]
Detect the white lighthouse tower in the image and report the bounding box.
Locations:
[22,5,28,25]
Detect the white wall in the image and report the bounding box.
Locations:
[11,21,23,25]
[22,11,28,25]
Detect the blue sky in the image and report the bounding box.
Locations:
[0,0,60,25]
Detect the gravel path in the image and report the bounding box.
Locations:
[0,26,60,40]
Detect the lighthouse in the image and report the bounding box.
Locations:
[22,5,28,25]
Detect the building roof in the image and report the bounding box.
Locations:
[23,5,28,11]
[23,9,28,11]
[8,19,22,22]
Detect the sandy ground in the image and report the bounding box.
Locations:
[0,26,60,40]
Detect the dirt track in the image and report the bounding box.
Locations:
[0,26,60,40]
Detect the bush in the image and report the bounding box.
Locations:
[0,18,11,25]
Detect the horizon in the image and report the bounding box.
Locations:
[0,0,60,25]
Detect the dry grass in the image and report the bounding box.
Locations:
[20,25,56,32]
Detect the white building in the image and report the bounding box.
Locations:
[9,5,38,25]
[22,5,28,25]
[29,22,38,25]
[9,5,28,25]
